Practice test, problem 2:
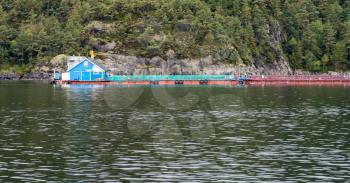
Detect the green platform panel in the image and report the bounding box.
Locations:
[109,75,236,81]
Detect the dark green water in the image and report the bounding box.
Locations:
[0,81,349,182]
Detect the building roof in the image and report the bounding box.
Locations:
[91,59,107,71]
[67,57,107,72]
[67,56,85,70]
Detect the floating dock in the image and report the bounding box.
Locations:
[52,75,350,86]
[53,75,241,86]
[55,80,239,86]
[52,56,350,86]
[247,75,350,85]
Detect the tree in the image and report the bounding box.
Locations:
[323,23,336,55]
[39,16,64,56]
[304,51,318,71]
[0,5,8,49]
[0,6,9,65]
[321,54,329,72]
[0,5,8,44]
[63,2,83,54]
[317,0,328,21]
[241,0,251,26]
[303,24,321,57]
[324,2,343,28]
[287,37,303,69]
[11,22,43,65]
[343,21,350,67]
[332,42,347,70]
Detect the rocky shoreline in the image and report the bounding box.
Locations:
[0,53,346,81]
[0,72,52,80]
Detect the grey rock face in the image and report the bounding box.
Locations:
[2,51,293,81]
[101,53,292,76]
[0,72,19,80]
[91,41,116,52]
[22,73,52,80]
[97,21,293,76]
[0,72,52,80]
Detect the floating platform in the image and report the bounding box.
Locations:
[53,80,239,86]
[109,75,236,81]
[51,75,241,86]
[247,75,350,85]
[52,75,350,86]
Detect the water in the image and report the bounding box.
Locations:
[0,81,349,182]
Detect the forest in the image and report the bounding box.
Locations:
[0,0,349,73]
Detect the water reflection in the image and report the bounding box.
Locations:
[151,86,200,110]
[0,82,350,182]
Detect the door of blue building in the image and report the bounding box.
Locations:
[73,72,81,80]
[82,72,91,81]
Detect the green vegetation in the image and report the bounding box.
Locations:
[0,0,349,72]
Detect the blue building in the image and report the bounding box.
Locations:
[64,58,109,81]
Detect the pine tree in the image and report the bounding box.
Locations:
[39,16,63,57]
[287,37,302,69]
[0,6,7,65]
[321,54,329,72]
[305,51,320,71]
[241,0,251,26]
[63,1,83,54]
[0,5,7,44]
[317,0,328,21]
[323,23,336,55]
[332,42,347,70]
[343,21,350,67]
[324,2,343,28]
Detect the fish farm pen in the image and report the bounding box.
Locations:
[53,75,243,85]
[107,75,240,85]
[51,56,350,86]
[53,74,350,86]
[248,75,350,85]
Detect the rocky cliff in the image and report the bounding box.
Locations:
[1,16,303,80]
[26,53,291,79]
[101,53,292,76]
[0,52,293,80]
[82,20,293,76]
[0,20,295,80]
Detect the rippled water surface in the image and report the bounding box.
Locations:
[0,81,350,182]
